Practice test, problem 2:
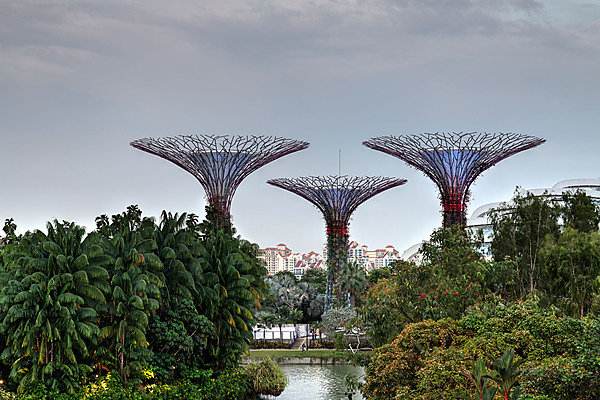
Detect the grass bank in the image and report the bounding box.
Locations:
[247,349,342,358]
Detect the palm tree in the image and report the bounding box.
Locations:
[96,216,162,382]
[1,271,98,393]
[461,358,497,400]
[198,230,267,368]
[338,261,368,310]
[0,220,108,393]
[15,221,110,293]
[100,264,160,382]
[146,211,218,367]
[484,349,526,400]
[151,211,207,308]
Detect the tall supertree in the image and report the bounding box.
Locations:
[130,135,309,231]
[267,175,407,307]
[363,132,545,228]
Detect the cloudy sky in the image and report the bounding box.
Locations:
[1,0,599,255]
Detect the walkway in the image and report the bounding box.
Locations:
[290,336,307,351]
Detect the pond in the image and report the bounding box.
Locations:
[264,364,365,400]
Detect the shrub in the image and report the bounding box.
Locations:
[361,304,596,400]
[244,358,287,398]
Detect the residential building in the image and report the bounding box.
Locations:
[347,241,400,270]
[322,241,401,271]
[258,244,324,279]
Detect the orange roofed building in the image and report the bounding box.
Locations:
[345,241,400,271]
[258,244,324,279]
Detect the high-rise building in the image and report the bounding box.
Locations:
[258,244,324,279]
[346,241,400,270]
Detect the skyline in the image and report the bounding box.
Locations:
[1,0,599,254]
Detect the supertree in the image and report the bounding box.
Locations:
[267,175,407,307]
[363,132,545,228]
[130,135,309,231]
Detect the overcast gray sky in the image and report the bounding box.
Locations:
[1,0,599,254]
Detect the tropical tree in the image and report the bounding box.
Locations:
[541,227,600,317]
[13,221,110,302]
[561,190,600,233]
[300,267,327,294]
[265,272,323,323]
[150,211,207,307]
[460,358,497,400]
[198,229,267,368]
[490,191,561,297]
[147,297,214,380]
[145,211,216,375]
[360,228,494,347]
[484,349,526,400]
[1,218,19,250]
[95,211,162,382]
[338,261,367,310]
[100,265,160,382]
[0,220,109,392]
[0,271,98,393]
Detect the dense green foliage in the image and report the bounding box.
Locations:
[361,228,495,347]
[338,261,367,310]
[261,271,324,326]
[244,357,288,398]
[490,190,600,312]
[0,204,267,398]
[358,190,600,400]
[362,301,600,399]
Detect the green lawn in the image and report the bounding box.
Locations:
[246,349,343,358]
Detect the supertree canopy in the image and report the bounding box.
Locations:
[130,135,309,230]
[363,132,545,228]
[267,175,407,307]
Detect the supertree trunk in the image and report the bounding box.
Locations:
[326,221,350,308]
[268,175,407,308]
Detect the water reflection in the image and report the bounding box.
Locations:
[264,364,364,400]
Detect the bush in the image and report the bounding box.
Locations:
[361,303,597,400]
[321,307,356,337]
[244,358,288,398]
[249,340,292,349]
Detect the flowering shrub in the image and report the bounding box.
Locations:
[362,302,598,400]
[361,229,496,347]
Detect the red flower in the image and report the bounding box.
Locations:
[454,292,459,296]
[475,293,479,297]
[434,296,438,299]
[420,293,426,298]
[443,291,448,295]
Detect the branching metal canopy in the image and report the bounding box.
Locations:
[130,135,310,215]
[267,175,407,231]
[363,132,545,227]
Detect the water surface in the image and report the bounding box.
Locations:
[264,364,364,400]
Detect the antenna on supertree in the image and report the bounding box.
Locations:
[267,175,407,308]
[130,135,309,232]
[363,132,545,228]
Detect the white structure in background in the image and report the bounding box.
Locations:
[401,178,600,261]
[401,242,426,264]
[321,241,401,271]
[252,324,313,343]
[253,324,299,343]
[258,243,324,279]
